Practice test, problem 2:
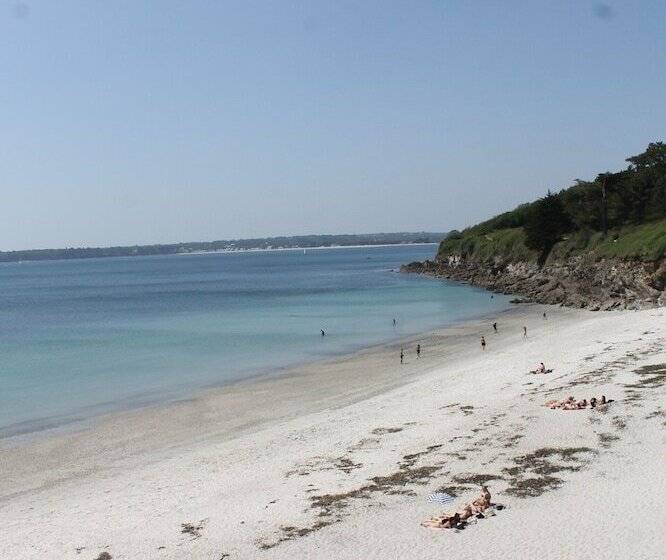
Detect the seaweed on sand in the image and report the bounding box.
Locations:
[262,442,448,549]
[181,520,206,538]
[452,473,503,485]
[503,447,596,498]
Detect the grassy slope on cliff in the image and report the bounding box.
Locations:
[439,219,666,264]
[438,142,666,265]
[438,228,537,263]
[555,219,666,261]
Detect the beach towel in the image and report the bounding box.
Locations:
[426,492,455,505]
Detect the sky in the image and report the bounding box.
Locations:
[1,1,664,251]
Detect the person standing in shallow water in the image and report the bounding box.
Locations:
[393,318,396,328]
[523,326,527,338]
[321,329,325,337]
[481,336,486,350]
[400,348,404,364]
[416,344,421,358]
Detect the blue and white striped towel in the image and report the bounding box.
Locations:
[426,492,455,505]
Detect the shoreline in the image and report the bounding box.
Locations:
[1,304,664,559]
[0,294,510,443]
[1,303,550,492]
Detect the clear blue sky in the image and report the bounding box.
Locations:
[1,1,664,250]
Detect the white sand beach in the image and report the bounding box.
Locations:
[1,305,664,559]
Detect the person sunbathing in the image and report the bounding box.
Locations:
[421,512,460,529]
[546,394,619,410]
[458,503,474,521]
[444,512,461,527]
[470,486,491,512]
[561,396,576,406]
[545,396,587,410]
[422,485,494,529]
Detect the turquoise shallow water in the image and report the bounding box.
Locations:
[0,245,511,435]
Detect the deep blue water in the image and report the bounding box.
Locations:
[0,245,511,435]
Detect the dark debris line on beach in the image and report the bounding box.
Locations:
[258,347,665,550]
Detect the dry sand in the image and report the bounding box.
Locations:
[1,304,664,559]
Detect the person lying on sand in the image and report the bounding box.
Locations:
[546,396,614,410]
[458,504,474,521]
[545,396,578,409]
[421,512,460,529]
[529,363,552,374]
[422,486,492,529]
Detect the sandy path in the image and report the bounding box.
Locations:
[1,305,664,559]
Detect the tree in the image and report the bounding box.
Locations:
[524,191,572,265]
[595,172,615,235]
[626,142,666,170]
[625,142,666,224]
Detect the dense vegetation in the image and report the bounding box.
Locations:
[439,142,666,264]
[0,232,446,264]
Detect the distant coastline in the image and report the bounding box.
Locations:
[0,232,446,264]
[179,242,439,256]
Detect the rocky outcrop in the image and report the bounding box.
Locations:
[401,256,666,310]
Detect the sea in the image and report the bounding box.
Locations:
[0,244,512,436]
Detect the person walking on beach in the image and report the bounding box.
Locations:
[492,322,498,333]
[400,348,404,364]
[543,312,547,319]
[523,326,527,338]
[416,343,421,359]
[481,336,486,351]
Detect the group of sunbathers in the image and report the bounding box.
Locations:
[545,395,613,410]
[421,486,493,529]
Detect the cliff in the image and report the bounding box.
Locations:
[402,142,666,309]
[402,220,666,310]
[401,255,666,310]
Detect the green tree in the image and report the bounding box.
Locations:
[625,142,666,224]
[524,191,572,265]
[626,142,666,170]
